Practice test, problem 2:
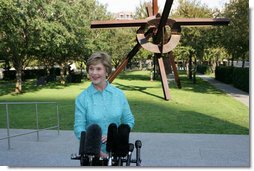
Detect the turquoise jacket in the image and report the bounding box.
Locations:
[74,82,135,153]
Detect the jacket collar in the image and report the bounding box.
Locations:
[88,80,113,95]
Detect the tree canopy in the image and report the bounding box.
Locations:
[0,0,249,93]
[0,0,111,91]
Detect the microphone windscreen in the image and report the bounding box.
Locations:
[106,123,117,153]
[135,140,142,148]
[79,131,86,155]
[116,124,130,157]
[84,124,102,156]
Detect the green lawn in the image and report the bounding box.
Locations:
[0,71,249,134]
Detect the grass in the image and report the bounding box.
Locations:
[0,71,249,134]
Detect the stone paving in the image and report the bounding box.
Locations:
[0,129,250,167]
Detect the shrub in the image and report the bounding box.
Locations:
[215,66,234,84]
[3,70,16,80]
[66,73,82,83]
[232,67,249,93]
[215,66,249,93]
[197,64,208,74]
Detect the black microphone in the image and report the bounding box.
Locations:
[126,143,134,166]
[71,131,86,161]
[84,124,102,157]
[79,131,86,155]
[135,140,142,166]
[106,123,118,153]
[106,123,117,166]
[116,124,130,157]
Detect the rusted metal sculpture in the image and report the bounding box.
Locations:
[91,0,229,101]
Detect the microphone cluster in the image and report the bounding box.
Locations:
[107,123,130,166]
[71,124,105,166]
[71,123,142,166]
[106,123,142,166]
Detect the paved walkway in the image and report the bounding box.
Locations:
[0,129,249,167]
[197,74,249,107]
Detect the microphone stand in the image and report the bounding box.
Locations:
[117,157,123,166]
[135,140,142,166]
[87,155,94,166]
[126,143,134,166]
[107,152,113,166]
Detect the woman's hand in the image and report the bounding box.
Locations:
[100,151,108,158]
[101,136,107,144]
[100,136,108,158]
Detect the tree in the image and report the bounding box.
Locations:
[220,0,249,67]
[172,0,214,61]
[107,28,135,69]
[203,47,228,71]
[0,0,112,90]
[173,45,195,78]
[134,1,149,19]
[0,0,37,93]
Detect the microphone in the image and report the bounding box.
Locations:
[106,123,118,166]
[126,143,134,166]
[71,131,86,161]
[79,131,86,155]
[116,124,130,157]
[84,124,102,165]
[135,140,142,166]
[106,123,118,153]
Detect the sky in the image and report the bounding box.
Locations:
[96,0,231,13]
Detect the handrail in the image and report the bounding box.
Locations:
[0,102,60,150]
[0,101,57,104]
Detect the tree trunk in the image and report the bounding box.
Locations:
[153,55,159,80]
[183,61,186,71]
[212,62,216,73]
[139,60,142,70]
[188,54,192,80]
[163,55,172,76]
[231,56,234,67]
[193,58,197,84]
[15,67,22,93]
[242,58,245,68]
[60,63,66,84]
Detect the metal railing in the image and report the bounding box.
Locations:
[0,102,60,150]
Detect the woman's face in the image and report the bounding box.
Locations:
[88,63,107,86]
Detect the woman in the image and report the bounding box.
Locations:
[74,52,135,158]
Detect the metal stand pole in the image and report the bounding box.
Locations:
[6,104,11,150]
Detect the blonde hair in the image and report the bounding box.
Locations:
[86,52,112,75]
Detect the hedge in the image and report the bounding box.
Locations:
[66,73,82,83]
[232,67,249,93]
[197,65,208,74]
[215,66,249,93]
[215,66,234,84]
[3,68,60,81]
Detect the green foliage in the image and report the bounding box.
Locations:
[0,0,249,92]
[196,64,208,74]
[101,28,136,68]
[221,0,249,63]
[172,0,215,61]
[171,0,249,67]
[134,1,149,19]
[173,45,195,61]
[215,66,249,93]
[232,67,249,93]
[215,66,234,84]
[0,0,111,90]
[203,47,228,62]
[172,0,213,18]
